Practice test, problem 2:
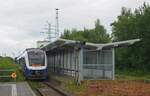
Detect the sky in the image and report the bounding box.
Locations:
[0,0,150,57]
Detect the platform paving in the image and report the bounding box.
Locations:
[0,82,36,96]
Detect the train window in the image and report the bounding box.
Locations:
[28,51,45,66]
[19,57,25,65]
[22,57,25,65]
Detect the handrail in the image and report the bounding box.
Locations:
[0,69,17,82]
[0,69,16,71]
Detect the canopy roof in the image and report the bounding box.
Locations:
[41,38,140,51]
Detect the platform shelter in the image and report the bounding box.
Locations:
[41,39,140,83]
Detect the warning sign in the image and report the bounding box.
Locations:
[11,72,17,79]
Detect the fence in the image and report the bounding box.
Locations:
[0,69,17,82]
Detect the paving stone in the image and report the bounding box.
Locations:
[0,82,36,96]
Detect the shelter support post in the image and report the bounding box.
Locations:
[112,48,115,80]
[78,47,83,84]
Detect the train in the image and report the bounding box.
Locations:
[16,48,48,80]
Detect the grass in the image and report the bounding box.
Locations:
[115,69,150,81]
[50,75,89,95]
[0,57,24,81]
[64,80,89,96]
[27,81,47,89]
[0,57,16,69]
[116,74,150,80]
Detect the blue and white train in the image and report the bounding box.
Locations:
[16,48,48,80]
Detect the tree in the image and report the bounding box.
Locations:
[111,3,150,73]
[93,19,111,43]
[62,29,70,39]
[61,19,111,43]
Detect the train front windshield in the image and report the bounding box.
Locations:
[28,51,45,66]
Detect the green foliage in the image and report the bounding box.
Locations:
[28,81,46,89]
[0,57,16,69]
[0,56,24,81]
[111,3,150,73]
[61,19,111,43]
[64,80,88,96]
[50,75,88,96]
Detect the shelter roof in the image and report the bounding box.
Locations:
[41,38,140,51]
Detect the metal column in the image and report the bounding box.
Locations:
[78,47,83,84]
[112,48,115,80]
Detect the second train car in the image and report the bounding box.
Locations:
[17,48,48,80]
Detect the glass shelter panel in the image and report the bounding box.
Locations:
[83,49,113,80]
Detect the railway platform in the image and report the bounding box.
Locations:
[0,82,36,96]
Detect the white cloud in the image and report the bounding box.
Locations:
[0,0,149,57]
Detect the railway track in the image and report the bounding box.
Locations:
[36,82,70,96]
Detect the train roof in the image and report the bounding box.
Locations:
[16,48,44,59]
